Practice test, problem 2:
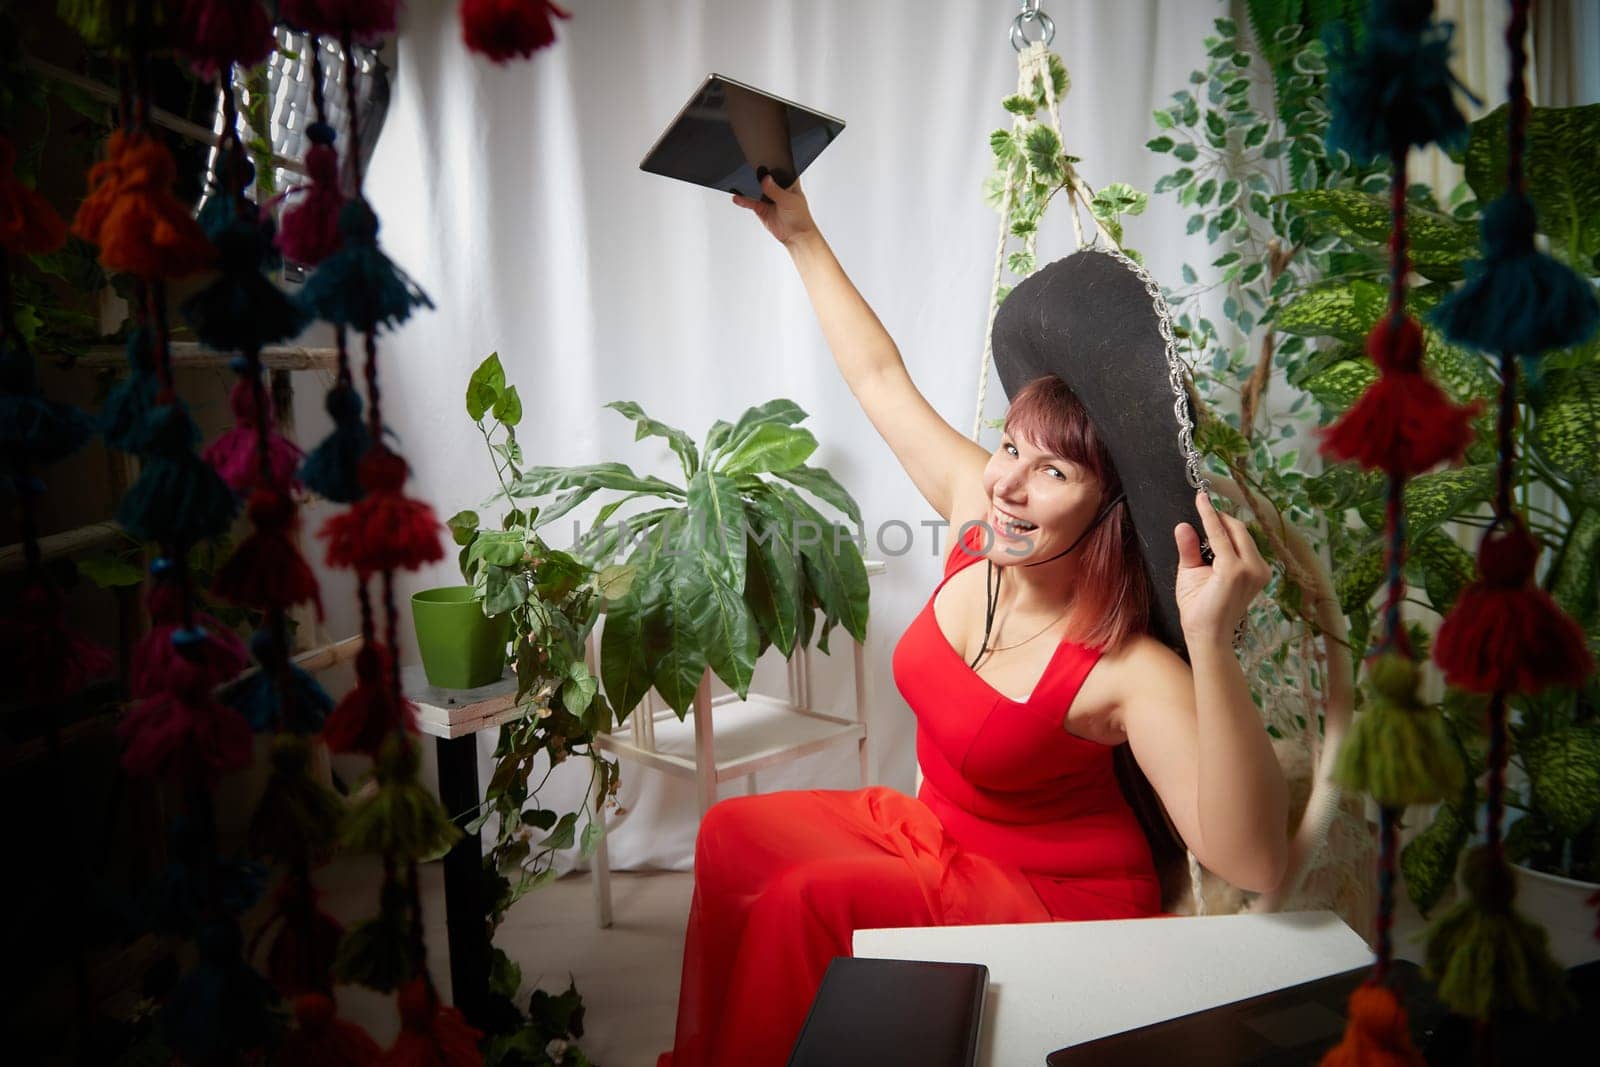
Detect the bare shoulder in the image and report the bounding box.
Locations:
[1099,634,1194,728]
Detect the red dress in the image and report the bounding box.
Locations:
[657,525,1161,1066]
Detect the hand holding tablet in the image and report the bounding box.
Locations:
[639,74,844,202]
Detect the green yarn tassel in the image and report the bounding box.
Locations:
[331,878,415,993]
[1334,653,1465,807]
[340,734,461,861]
[248,735,343,866]
[1424,846,1575,1020]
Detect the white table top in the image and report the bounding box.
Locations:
[853,910,1373,1066]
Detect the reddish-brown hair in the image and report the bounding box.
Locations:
[1008,375,1189,905]
[1004,374,1152,651]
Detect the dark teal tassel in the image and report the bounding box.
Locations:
[117,403,239,544]
[296,198,433,333]
[162,920,282,1063]
[100,328,158,452]
[0,341,95,465]
[299,382,371,502]
[225,629,334,733]
[141,818,268,935]
[0,393,95,464]
[181,214,309,353]
[1325,0,1475,161]
[1432,192,1600,355]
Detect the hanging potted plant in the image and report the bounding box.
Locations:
[505,395,871,720]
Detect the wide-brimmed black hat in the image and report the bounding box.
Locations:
[991,247,1208,656]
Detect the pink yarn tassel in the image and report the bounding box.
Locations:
[277,142,345,266]
[119,691,254,782]
[171,0,277,79]
[204,379,305,493]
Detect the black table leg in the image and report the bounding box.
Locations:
[436,734,490,1029]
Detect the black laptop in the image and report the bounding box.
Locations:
[1046,958,1600,1066]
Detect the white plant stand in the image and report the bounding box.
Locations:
[586,560,885,927]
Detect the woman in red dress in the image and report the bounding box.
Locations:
[656,175,1290,1066]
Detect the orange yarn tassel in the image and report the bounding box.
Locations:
[71,130,135,247]
[90,134,214,278]
[0,136,66,254]
[1319,983,1427,1067]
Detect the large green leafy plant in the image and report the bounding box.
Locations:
[507,398,869,720]
[448,353,613,1066]
[1146,12,1600,900]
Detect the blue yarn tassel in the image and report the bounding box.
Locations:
[100,328,158,452]
[1432,192,1600,355]
[0,341,95,464]
[181,213,309,353]
[299,381,371,502]
[117,403,239,544]
[1325,0,1475,161]
[296,198,433,333]
[226,629,334,732]
[162,920,282,1062]
[141,818,268,935]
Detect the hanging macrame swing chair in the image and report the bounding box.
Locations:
[965,4,1373,931]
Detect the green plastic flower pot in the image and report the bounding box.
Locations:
[411,585,511,690]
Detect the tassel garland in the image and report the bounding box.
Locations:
[281,993,382,1065]
[1334,653,1464,807]
[1433,520,1594,694]
[460,0,571,63]
[1318,315,1479,476]
[320,447,444,575]
[278,124,347,266]
[382,977,484,1067]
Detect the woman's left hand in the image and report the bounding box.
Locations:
[1173,490,1272,646]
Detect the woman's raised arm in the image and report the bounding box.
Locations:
[734,174,987,522]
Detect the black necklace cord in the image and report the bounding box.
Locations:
[968,491,1128,669]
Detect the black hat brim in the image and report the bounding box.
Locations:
[991,248,1206,655]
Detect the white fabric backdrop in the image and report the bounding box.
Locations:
[339,0,1225,875]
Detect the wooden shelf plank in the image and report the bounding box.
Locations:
[75,343,338,374]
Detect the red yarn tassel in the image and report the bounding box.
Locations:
[0,135,67,254]
[1319,316,1479,476]
[94,136,215,278]
[71,130,134,248]
[320,448,444,576]
[0,581,114,704]
[169,0,277,79]
[282,993,382,1066]
[257,875,346,996]
[214,489,325,617]
[132,579,250,696]
[277,141,345,266]
[118,690,254,782]
[203,379,305,492]
[280,0,400,41]
[323,642,417,755]
[1319,982,1428,1066]
[381,978,483,1067]
[1434,520,1594,693]
[460,0,571,63]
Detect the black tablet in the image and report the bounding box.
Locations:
[639,74,845,199]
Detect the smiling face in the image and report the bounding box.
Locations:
[980,429,1106,565]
